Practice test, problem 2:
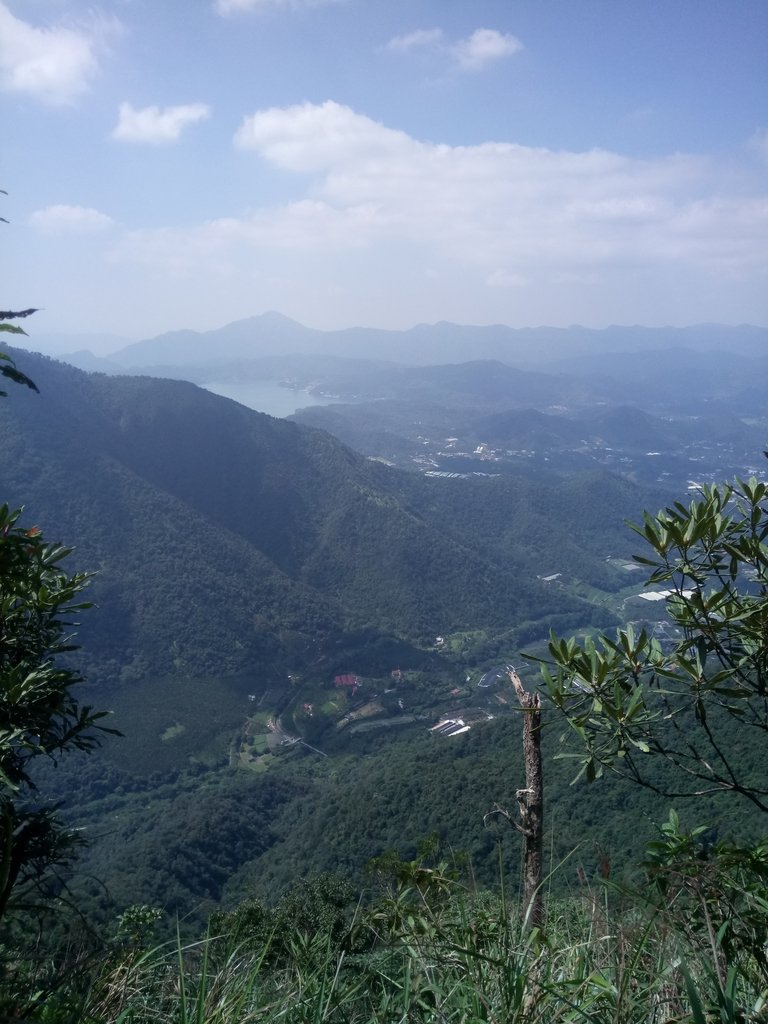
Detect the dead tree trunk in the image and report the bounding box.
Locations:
[508,667,544,929]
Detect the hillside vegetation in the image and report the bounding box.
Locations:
[0,350,643,677]
[0,343,765,1022]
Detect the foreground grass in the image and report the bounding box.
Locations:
[9,881,765,1024]
[4,824,767,1023]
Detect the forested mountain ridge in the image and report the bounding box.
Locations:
[0,350,643,688]
[0,376,342,682]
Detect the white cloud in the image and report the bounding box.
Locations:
[386,26,522,74]
[231,104,709,275]
[452,28,523,71]
[227,104,764,274]
[110,102,766,327]
[0,2,114,105]
[234,100,411,171]
[112,102,211,144]
[30,204,114,234]
[215,0,344,14]
[386,28,443,52]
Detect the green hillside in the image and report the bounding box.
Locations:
[0,350,641,681]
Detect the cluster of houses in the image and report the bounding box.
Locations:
[327,667,504,740]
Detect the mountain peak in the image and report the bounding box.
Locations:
[261,310,304,325]
[222,311,306,330]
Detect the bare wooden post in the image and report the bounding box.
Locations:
[508,666,544,929]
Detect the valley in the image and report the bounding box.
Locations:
[56,316,765,495]
[1,332,765,935]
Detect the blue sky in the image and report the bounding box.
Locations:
[2,0,767,349]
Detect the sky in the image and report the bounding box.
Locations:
[2,0,767,349]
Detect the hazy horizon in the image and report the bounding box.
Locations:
[14,313,768,362]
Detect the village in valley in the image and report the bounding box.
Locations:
[411,434,766,493]
[231,565,683,774]
[233,653,523,773]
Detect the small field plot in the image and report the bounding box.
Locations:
[100,672,281,775]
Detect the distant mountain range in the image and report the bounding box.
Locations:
[11,314,766,516]
[28,314,768,374]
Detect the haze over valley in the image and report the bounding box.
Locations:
[37,314,768,493]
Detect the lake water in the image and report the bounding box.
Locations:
[202,380,332,418]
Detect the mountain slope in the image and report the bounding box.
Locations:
[0,351,634,687]
[0,362,343,682]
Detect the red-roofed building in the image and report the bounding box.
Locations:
[334,674,360,693]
